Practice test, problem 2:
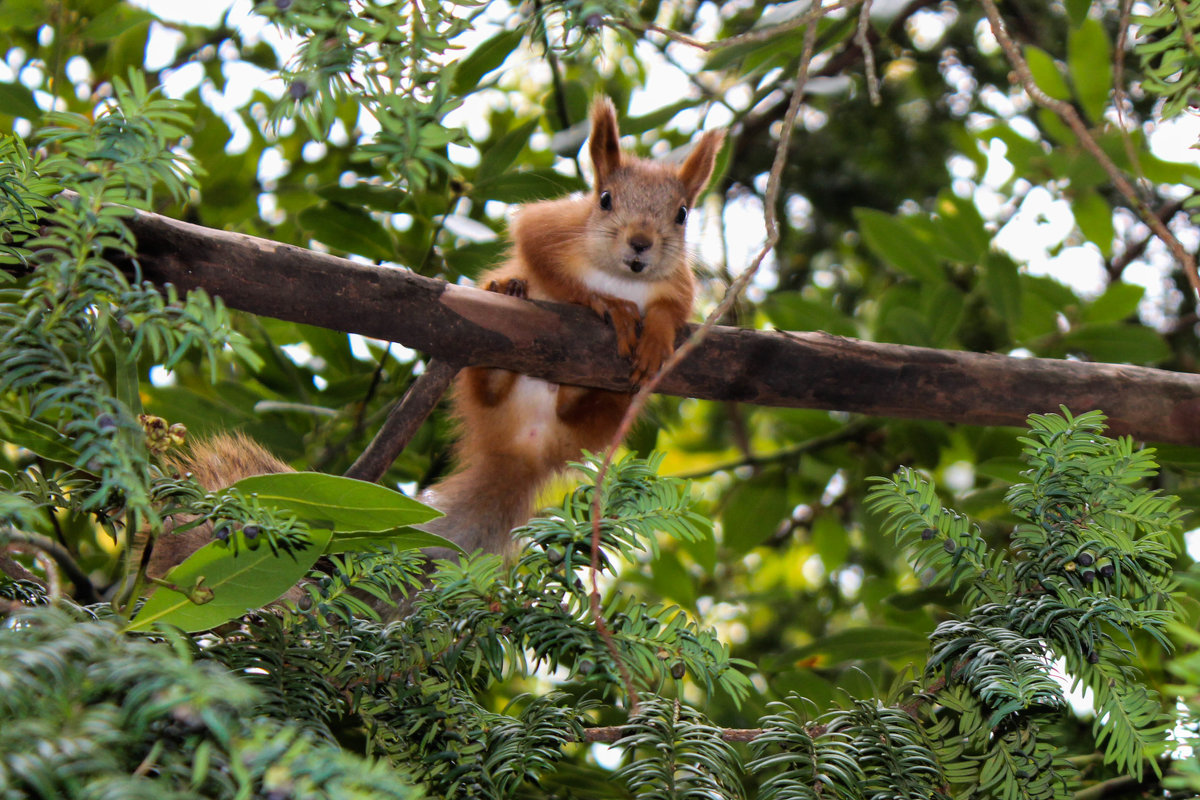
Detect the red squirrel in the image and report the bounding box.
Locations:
[419,97,724,556]
[150,97,722,575]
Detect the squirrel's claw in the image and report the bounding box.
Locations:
[588,294,641,360]
[487,278,529,299]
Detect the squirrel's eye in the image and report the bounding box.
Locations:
[599,190,613,211]
[675,206,688,225]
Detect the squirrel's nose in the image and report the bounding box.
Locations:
[629,234,652,254]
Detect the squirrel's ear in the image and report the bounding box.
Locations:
[589,96,622,186]
[678,129,725,204]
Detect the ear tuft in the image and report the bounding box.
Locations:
[678,129,725,205]
[588,95,622,187]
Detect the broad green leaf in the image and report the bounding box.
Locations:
[1017,274,1079,342]
[620,100,697,136]
[126,527,333,633]
[1059,323,1169,364]
[1066,0,1092,25]
[930,192,990,263]
[854,208,942,283]
[451,26,525,95]
[923,283,966,347]
[647,550,697,609]
[786,626,929,663]
[1024,46,1071,101]
[1073,190,1115,257]
[298,204,394,261]
[1083,282,1144,324]
[444,240,506,280]
[761,291,857,337]
[812,514,849,571]
[473,169,587,203]
[1068,17,1113,122]
[80,5,155,39]
[0,81,40,120]
[721,471,790,554]
[327,526,460,555]
[0,409,80,464]
[316,183,408,212]
[984,252,1022,324]
[228,472,441,531]
[477,119,540,184]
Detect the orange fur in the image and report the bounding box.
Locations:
[145,433,291,579]
[422,97,724,556]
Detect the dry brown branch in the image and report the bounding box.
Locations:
[110,206,1200,446]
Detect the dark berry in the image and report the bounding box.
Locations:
[242,524,261,540]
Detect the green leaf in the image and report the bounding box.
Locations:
[326,526,459,554]
[854,208,942,283]
[1073,189,1115,257]
[1066,0,1092,26]
[0,81,40,120]
[80,5,155,40]
[812,514,849,571]
[126,527,333,633]
[0,409,80,464]
[298,204,395,261]
[444,239,506,280]
[984,252,1022,323]
[477,119,539,184]
[620,100,697,136]
[451,26,525,95]
[647,550,697,609]
[1068,17,1113,122]
[786,626,929,663]
[473,169,588,204]
[1083,282,1143,324]
[1058,323,1169,364]
[721,471,790,554]
[930,192,990,263]
[1024,46,1071,101]
[761,291,857,337]
[228,472,441,531]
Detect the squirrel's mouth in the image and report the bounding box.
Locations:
[627,258,647,273]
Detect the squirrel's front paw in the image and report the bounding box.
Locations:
[486,278,528,299]
[588,295,641,360]
[630,326,674,387]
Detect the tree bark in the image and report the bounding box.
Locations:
[121,207,1200,446]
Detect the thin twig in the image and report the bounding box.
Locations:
[979,0,1200,299]
[1,526,98,603]
[344,358,460,482]
[587,8,825,711]
[620,0,860,53]
[1113,0,1149,199]
[856,0,881,106]
[674,419,876,480]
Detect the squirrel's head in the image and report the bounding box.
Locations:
[584,96,724,281]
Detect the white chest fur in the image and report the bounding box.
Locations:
[581,270,653,312]
[509,374,561,452]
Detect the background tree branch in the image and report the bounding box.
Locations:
[119,205,1200,446]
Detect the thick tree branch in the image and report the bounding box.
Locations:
[118,207,1200,446]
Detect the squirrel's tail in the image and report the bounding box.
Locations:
[418,454,547,559]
